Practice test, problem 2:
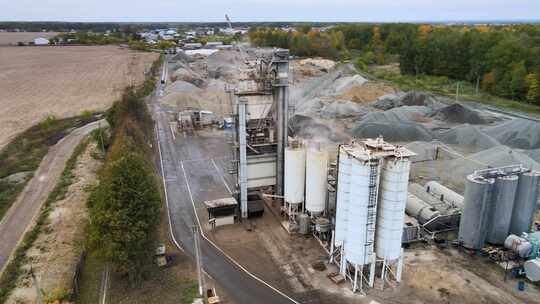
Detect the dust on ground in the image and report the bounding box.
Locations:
[0,32,59,45]
[7,142,101,304]
[0,46,157,150]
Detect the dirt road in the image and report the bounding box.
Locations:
[0,120,106,273]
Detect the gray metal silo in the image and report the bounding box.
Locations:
[458,174,495,250]
[510,171,540,235]
[486,175,519,245]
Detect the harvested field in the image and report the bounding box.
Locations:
[0,46,157,150]
[0,32,59,45]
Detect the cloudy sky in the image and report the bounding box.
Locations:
[2,0,539,22]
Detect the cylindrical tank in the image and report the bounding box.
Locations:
[299,213,310,235]
[504,234,532,258]
[376,158,411,261]
[458,174,495,250]
[305,148,328,216]
[510,172,540,235]
[334,148,351,247]
[284,145,306,205]
[406,193,440,224]
[344,157,375,265]
[486,175,519,245]
[409,183,447,211]
[425,181,464,209]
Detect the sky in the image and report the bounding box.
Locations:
[1,0,539,22]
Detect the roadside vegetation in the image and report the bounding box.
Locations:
[0,113,97,221]
[249,24,540,113]
[0,137,91,303]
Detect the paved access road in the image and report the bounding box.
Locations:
[151,98,298,303]
[0,120,106,273]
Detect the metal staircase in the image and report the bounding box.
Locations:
[364,161,379,264]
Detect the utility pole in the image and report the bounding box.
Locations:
[456,82,460,102]
[192,226,206,300]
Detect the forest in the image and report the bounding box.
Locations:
[249,24,540,104]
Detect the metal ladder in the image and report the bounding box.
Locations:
[364,161,379,264]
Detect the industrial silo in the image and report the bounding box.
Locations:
[344,156,376,265]
[406,193,440,224]
[425,181,464,209]
[284,144,306,207]
[510,171,540,235]
[458,174,495,250]
[334,147,352,247]
[305,147,328,216]
[486,175,519,245]
[376,157,411,261]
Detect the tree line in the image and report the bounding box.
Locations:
[86,57,162,286]
[249,24,540,105]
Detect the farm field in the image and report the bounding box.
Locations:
[0,45,158,149]
[0,32,59,45]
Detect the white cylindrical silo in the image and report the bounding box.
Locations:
[344,157,375,265]
[334,148,351,247]
[425,181,464,209]
[376,158,411,261]
[305,148,328,216]
[284,145,306,205]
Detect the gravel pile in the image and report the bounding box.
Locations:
[485,118,540,149]
[171,67,206,88]
[350,121,434,142]
[333,75,368,95]
[437,125,499,151]
[289,114,346,142]
[320,100,368,119]
[361,106,433,124]
[524,149,540,163]
[448,145,540,178]
[166,80,202,93]
[374,91,445,111]
[171,50,193,63]
[432,103,488,124]
[207,50,247,80]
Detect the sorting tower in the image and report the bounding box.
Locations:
[333,137,414,292]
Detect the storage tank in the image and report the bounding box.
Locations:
[486,175,519,245]
[504,234,532,258]
[298,213,310,234]
[376,158,411,261]
[425,181,464,209]
[284,145,306,205]
[458,174,495,250]
[510,172,540,235]
[305,148,328,216]
[334,148,351,247]
[406,193,440,224]
[344,157,376,265]
[409,183,447,211]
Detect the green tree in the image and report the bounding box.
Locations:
[526,73,540,104]
[88,148,160,286]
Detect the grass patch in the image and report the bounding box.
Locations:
[76,251,104,304]
[371,69,540,117]
[0,114,99,221]
[0,138,91,303]
[180,281,199,304]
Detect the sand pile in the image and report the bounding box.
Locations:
[361,106,433,124]
[336,81,396,103]
[437,125,500,151]
[350,121,434,142]
[320,100,368,119]
[298,58,336,71]
[432,103,489,124]
[485,118,540,149]
[171,67,206,88]
[166,80,202,93]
